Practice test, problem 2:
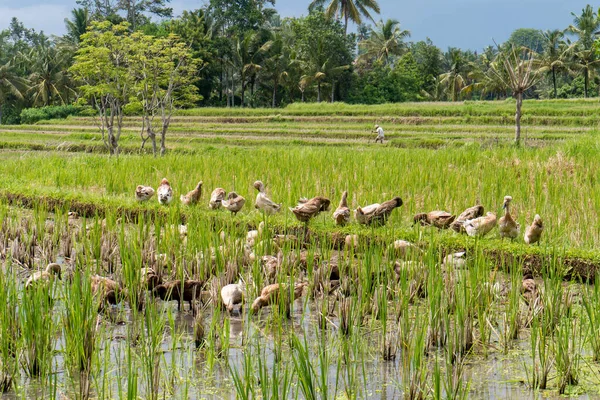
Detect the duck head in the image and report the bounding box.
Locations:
[392,197,403,208]
[45,263,62,280]
[413,213,428,225]
[253,181,265,192]
[502,196,513,210]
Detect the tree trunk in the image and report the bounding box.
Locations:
[515,91,523,145]
[317,82,321,103]
[584,67,589,98]
[241,82,245,107]
[344,14,349,35]
[0,103,3,125]
[160,128,166,156]
[552,66,557,99]
[272,78,278,108]
[331,81,335,102]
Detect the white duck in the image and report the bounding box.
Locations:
[221,283,244,313]
[135,185,155,202]
[157,178,174,205]
[253,181,281,214]
[209,188,226,210]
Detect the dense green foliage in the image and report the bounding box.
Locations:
[19,105,85,124]
[2,2,600,125]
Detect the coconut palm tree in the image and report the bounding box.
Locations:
[0,61,28,124]
[358,19,410,65]
[439,48,471,101]
[567,5,600,97]
[25,45,74,106]
[300,34,349,102]
[261,28,295,107]
[65,8,90,44]
[309,0,381,34]
[536,30,569,98]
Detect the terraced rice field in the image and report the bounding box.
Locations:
[1,100,600,399]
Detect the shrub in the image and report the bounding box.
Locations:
[19,105,89,124]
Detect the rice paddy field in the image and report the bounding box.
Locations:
[1,99,600,399]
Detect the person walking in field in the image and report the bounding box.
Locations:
[374,124,385,143]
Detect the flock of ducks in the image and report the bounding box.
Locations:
[21,181,545,320]
[137,179,404,227]
[414,197,543,245]
[138,179,544,244]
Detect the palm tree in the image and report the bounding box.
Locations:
[568,5,600,97]
[65,8,90,44]
[300,35,349,102]
[233,32,270,107]
[309,0,381,34]
[536,30,568,98]
[261,28,295,107]
[439,48,470,101]
[568,46,600,98]
[25,46,74,106]
[0,61,28,124]
[358,19,410,65]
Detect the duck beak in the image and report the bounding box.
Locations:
[502,202,507,210]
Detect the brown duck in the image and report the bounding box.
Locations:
[333,191,351,226]
[26,263,62,288]
[180,181,203,205]
[524,214,543,245]
[498,196,520,240]
[356,197,403,226]
[413,211,456,229]
[290,196,331,223]
[221,192,246,215]
[91,275,122,306]
[209,188,226,210]
[450,204,484,233]
[251,282,307,313]
[152,280,206,311]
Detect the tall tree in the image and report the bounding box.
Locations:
[0,62,28,124]
[70,22,133,155]
[308,0,381,34]
[357,19,410,65]
[261,27,295,107]
[411,39,443,95]
[130,32,198,156]
[494,47,541,145]
[25,45,75,106]
[64,8,91,44]
[292,12,354,102]
[439,48,470,101]
[118,0,173,30]
[567,5,600,97]
[536,29,568,98]
[507,28,544,53]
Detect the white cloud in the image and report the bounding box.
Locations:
[0,4,69,36]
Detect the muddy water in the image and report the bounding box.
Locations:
[2,290,599,400]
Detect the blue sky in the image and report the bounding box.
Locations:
[0,0,594,50]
